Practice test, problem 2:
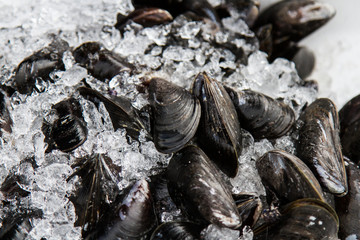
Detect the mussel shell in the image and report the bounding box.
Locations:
[0,90,13,136]
[78,87,151,140]
[339,94,360,164]
[73,42,132,81]
[335,160,360,239]
[256,150,325,207]
[233,193,262,228]
[115,8,173,32]
[254,0,336,45]
[0,208,43,240]
[193,72,241,178]
[290,46,315,80]
[103,179,157,240]
[42,98,87,152]
[150,222,202,240]
[225,87,295,139]
[14,38,69,94]
[297,98,348,196]
[67,154,121,238]
[148,78,201,154]
[167,145,241,229]
[133,0,220,24]
[254,198,339,240]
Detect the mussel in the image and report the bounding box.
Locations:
[115,8,173,32]
[0,208,43,240]
[78,86,151,140]
[132,0,220,25]
[193,72,242,178]
[256,150,325,207]
[167,145,241,229]
[14,38,69,94]
[148,78,201,154]
[225,87,295,139]
[150,222,202,240]
[102,179,157,240]
[0,90,13,136]
[67,154,122,238]
[42,97,87,152]
[233,193,262,228]
[254,198,339,240]
[335,160,360,239]
[339,94,360,165]
[254,0,336,45]
[297,98,347,196]
[72,42,132,81]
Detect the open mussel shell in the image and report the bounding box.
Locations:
[103,179,157,240]
[254,198,339,240]
[335,160,360,239]
[167,145,241,229]
[233,193,262,228]
[148,78,201,154]
[253,0,336,46]
[297,98,347,196]
[42,97,87,152]
[67,154,122,238]
[73,42,132,81]
[339,94,360,165]
[78,86,151,140]
[256,150,325,206]
[193,72,241,178]
[150,222,202,240]
[0,90,13,136]
[225,87,295,139]
[14,38,69,94]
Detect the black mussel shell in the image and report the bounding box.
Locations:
[256,24,273,57]
[103,179,157,240]
[42,97,87,152]
[233,193,262,228]
[254,198,339,240]
[167,145,241,229]
[14,38,69,94]
[115,8,173,32]
[0,90,13,136]
[133,0,219,24]
[256,150,325,207]
[225,87,295,139]
[72,42,132,81]
[339,94,360,165]
[335,160,360,239]
[0,208,43,240]
[150,222,202,240]
[290,46,315,80]
[67,154,121,238]
[148,78,201,154]
[78,86,151,140]
[193,72,241,178]
[253,0,335,46]
[297,98,347,196]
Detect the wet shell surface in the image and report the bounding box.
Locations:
[297,98,347,196]
[256,150,325,206]
[225,87,295,139]
[148,78,201,154]
[167,145,241,229]
[193,72,241,178]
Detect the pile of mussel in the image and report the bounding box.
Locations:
[1,0,360,239]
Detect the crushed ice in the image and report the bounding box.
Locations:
[0,0,319,239]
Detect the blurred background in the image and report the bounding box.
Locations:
[260,0,360,108]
